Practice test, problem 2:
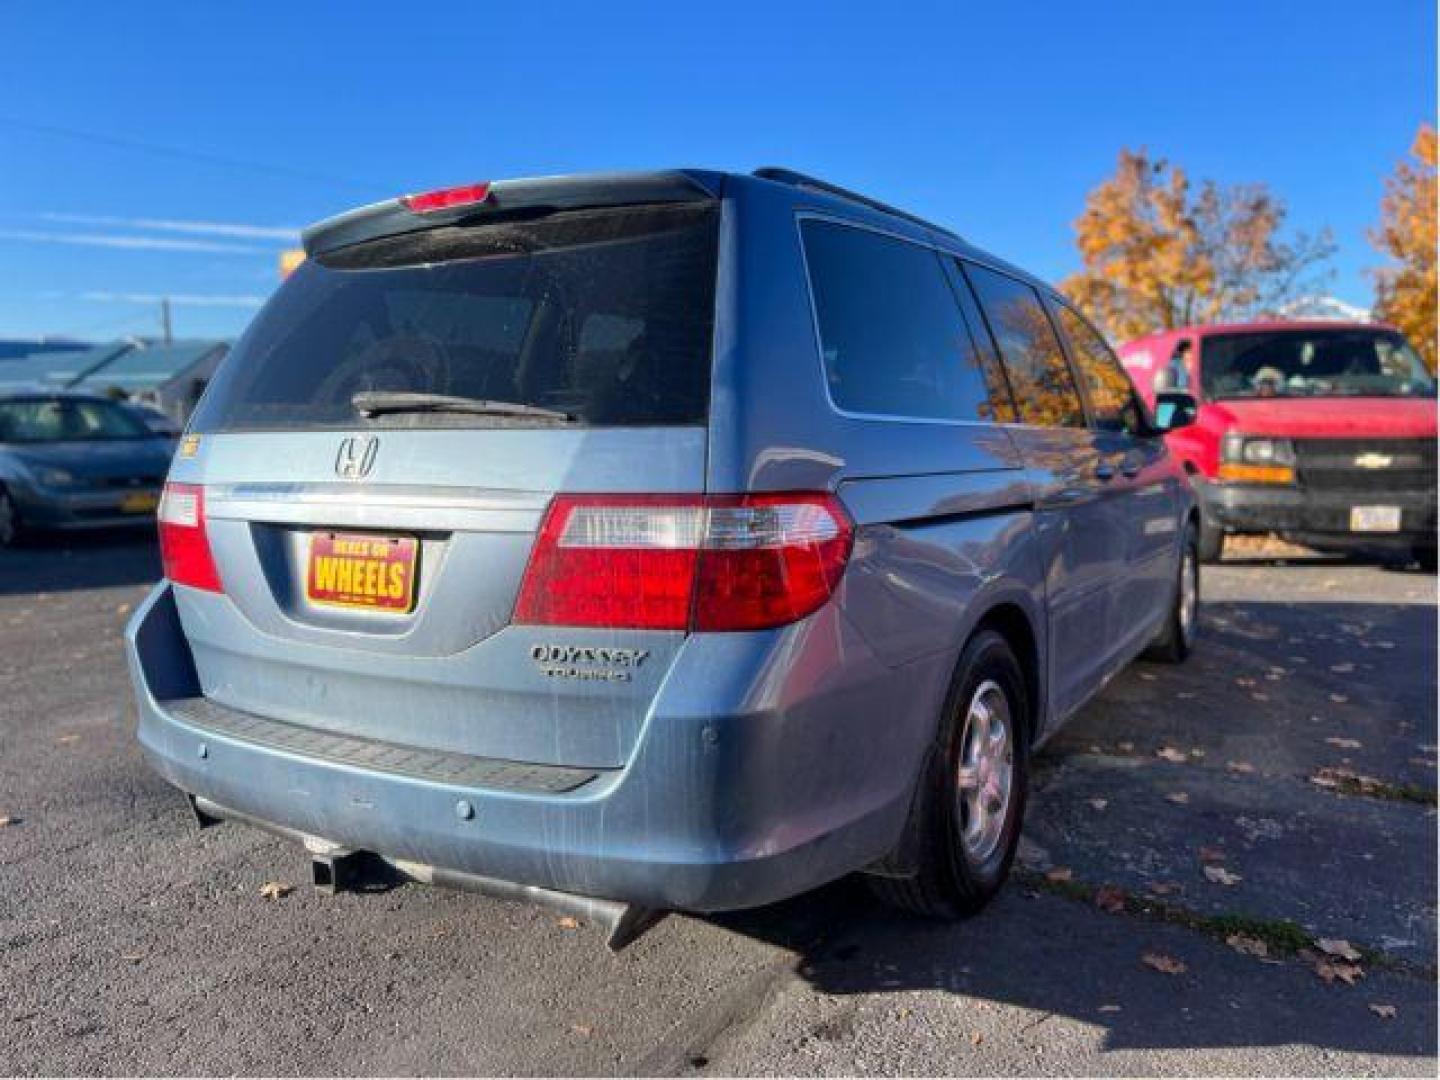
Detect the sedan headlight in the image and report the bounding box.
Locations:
[1219,436,1296,483]
[36,467,78,489]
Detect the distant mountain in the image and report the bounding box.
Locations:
[1268,296,1372,322]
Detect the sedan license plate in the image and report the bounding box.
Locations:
[307,532,418,612]
[120,491,159,514]
[1350,505,1402,533]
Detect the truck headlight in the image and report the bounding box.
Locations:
[1219,436,1296,483]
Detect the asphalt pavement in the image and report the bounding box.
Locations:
[0,528,1435,1076]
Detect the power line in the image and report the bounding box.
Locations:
[0,114,387,195]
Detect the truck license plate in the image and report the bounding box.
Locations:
[1349,506,1402,533]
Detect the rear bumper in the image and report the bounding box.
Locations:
[1201,480,1437,549]
[124,583,924,913]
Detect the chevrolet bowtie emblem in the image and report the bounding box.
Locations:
[1354,452,1393,469]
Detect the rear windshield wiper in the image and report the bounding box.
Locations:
[351,391,576,423]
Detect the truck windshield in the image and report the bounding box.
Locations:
[1201,329,1435,400]
[189,202,720,432]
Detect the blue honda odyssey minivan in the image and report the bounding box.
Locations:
[126,168,1199,946]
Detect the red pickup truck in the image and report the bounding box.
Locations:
[1119,321,1436,569]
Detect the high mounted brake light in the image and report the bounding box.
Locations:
[514,493,853,632]
[158,482,222,593]
[401,182,492,214]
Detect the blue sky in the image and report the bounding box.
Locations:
[1,0,1433,342]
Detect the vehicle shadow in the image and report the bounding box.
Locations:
[700,593,1436,1062]
[0,529,161,595]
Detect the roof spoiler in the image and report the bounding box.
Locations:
[753,167,963,242]
[302,169,724,257]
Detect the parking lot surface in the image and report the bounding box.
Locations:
[1,531,1435,1076]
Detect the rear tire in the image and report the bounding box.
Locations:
[1145,522,1200,663]
[869,630,1030,919]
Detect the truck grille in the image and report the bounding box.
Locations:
[1294,438,1437,493]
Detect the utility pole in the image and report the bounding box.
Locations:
[160,297,173,345]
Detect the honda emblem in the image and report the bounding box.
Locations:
[335,435,379,479]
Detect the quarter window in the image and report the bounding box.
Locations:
[800,220,1003,422]
[964,263,1086,429]
[1055,305,1141,432]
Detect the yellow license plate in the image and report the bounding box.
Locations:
[306,532,418,612]
[121,491,159,514]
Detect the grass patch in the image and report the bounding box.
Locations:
[1017,869,1434,979]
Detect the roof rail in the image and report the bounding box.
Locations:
[752,167,961,241]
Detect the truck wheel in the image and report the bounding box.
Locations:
[1196,509,1224,564]
[869,629,1030,919]
[1144,523,1199,663]
[0,487,20,548]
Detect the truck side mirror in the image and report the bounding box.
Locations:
[1151,391,1197,434]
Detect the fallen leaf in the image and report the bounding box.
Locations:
[257,881,293,901]
[556,916,581,930]
[1156,747,1188,763]
[1315,960,1364,985]
[970,1032,983,1047]
[1093,885,1126,914]
[1368,1004,1397,1019]
[1142,952,1187,975]
[1198,846,1227,863]
[1166,792,1190,805]
[1203,865,1243,886]
[1148,881,1181,896]
[1087,798,1109,811]
[116,603,132,616]
[1045,867,1073,883]
[1325,737,1361,750]
[1316,938,1362,961]
[896,1007,912,1019]
[1225,934,1269,958]
[570,1023,594,1037]
[0,815,15,827]
[56,734,80,744]
[1227,761,1256,774]
[1309,774,1340,789]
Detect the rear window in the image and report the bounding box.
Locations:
[190,203,720,432]
[800,220,1003,422]
[964,263,1087,429]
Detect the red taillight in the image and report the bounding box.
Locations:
[157,482,222,593]
[514,493,853,632]
[401,182,492,214]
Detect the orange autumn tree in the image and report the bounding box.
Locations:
[1371,124,1437,372]
[1061,149,1333,341]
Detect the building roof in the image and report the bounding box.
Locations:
[74,340,228,393]
[0,342,138,390]
[0,338,92,362]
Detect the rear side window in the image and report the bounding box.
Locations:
[964,263,1086,429]
[800,220,1002,422]
[1054,304,1141,432]
[190,203,720,432]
